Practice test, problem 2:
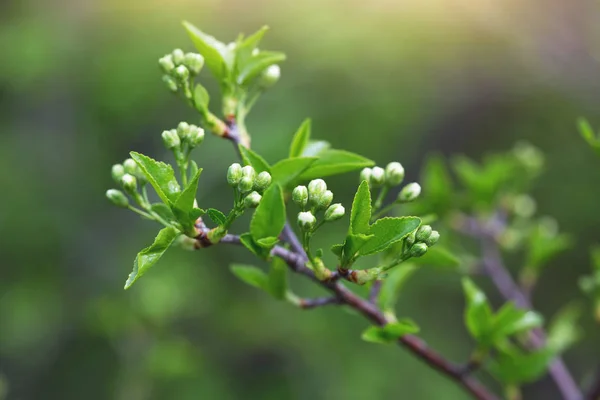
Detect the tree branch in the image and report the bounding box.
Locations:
[298,296,343,309]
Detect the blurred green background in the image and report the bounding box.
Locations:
[1,0,600,399]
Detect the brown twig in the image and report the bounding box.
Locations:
[299,296,343,309]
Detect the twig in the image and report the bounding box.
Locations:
[299,296,342,309]
[369,280,383,304]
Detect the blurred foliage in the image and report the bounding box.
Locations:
[1,0,600,399]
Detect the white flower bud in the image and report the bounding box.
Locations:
[324,203,345,222]
[259,64,280,88]
[123,158,140,176]
[360,168,372,184]
[183,53,204,75]
[187,125,205,147]
[424,230,440,247]
[177,122,190,139]
[241,165,256,181]
[244,191,262,208]
[238,177,254,194]
[297,211,316,231]
[385,162,405,186]
[106,189,129,208]
[308,179,327,206]
[254,171,272,191]
[370,166,385,186]
[317,190,333,210]
[398,182,421,202]
[174,65,189,82]
[161,129,181,149]
[158,55,175,73]
[121,173,137,195]
[171,48,185,65]
[292,185,308,208]
[416,225,433,242]
[227,163,243,187]
[409,243,428,258]
[111,164,125,183]
[162,75,178,92]
[513,195,536,219]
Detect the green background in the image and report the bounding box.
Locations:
[1,1,599,399]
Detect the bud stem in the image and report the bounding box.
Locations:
[372,187,390,216]
[371,202,397,221]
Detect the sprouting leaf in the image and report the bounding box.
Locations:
[130,152,180,204]
[526,224,572,270]
[235,26,269,70]
[230,264,269,290]
[182,21,230,81]
[256,236,279,249]
[189,208,205,220]
[237,51,286,86]
[339,233,374,266]
[193,84,210,113]
[270,157,318,188]
[268,257,287,300]
[491,303,543,341]
[125,227,180,289]
[189,160,199,182]
[360,217,421,256]
[409,246,461,269]
[547,303,583,353]
[578,118,600,156]
[489,348,555,385]
[461,278,493,342]
[238,144,271,173]
[298,149,374,180]
[289,119,311,158]
[378,264,418,311]
[250,184,285,245]
[206,208,227,226]
[302,140,330,157]
[361,320,420,344]
[171,168,203,234]
[151,203,176,223]
[350,181,372,235]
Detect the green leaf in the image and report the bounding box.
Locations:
[124,227,180,289]
[189,208,205,220]
[189,160,199,182]
[462,277,493,341]
[206,208,227,226]
[238,145,271,173]
[250,184,285,243]
[235,26,269,70]
[268,257,287,300]
[270,157,318,188]
[298,149,374,180]
[256,236,279,249]
[360,217,421,256]
[335,233,374,267]
[378,264,418,311]
[350,181,372,235]
[230,264,268,290]
[578,118,598,146]
[289,119,311,158]
[489,348,555,385]
[237,51,286,86]
[151,203,175,222]
[183,21,230,81]
[526,227,572,270]
[130,152,180,204]
[240,233,263,258]
[361,320,420,344]
[193,84,210,113]
[409,246,461,269]
[302,140,330,157]
[547,303,583,353]
[171,168,203,233]
[492,303,543,341]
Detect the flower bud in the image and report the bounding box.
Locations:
[171,48,185,65]
[177,122,190,139]
[238,177,254,194]
[297,211,316,231]
[324,203,345,222]
[424,230,440,247]
[227,163,243,187]
[111,164,125,183]
[405,231,416,247]
[162,75,178,92]
[161,129,181,149]
[254,171,272,191]
[241,165,256,181]
[106,189,129,208]
[385,162,405,186]
[416,225,433,242]
[292,185,308,208]
[158,55,175,73]
[244,191,262,208]
[409,243,428,258]
[317,190,334,210]
[308,179,327,206]
[397,182,421,202]
[123,158,140,176]
[187,125,205,147]
[183,52,204,74]
[513,194,536,219]
[360,168,372,184]
[259,65,280,88]
[370,166,385,186]
[174,65,189,82]
[121,173,137,195]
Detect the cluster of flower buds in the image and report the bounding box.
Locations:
[159,49,205,93]
[360,162,405,188]
[106,157,147,208]
[405,224,440,258]
[227,163,272,208]
[293,179,345,231]
[162,122,205,152]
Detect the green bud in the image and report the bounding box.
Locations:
[162,75,178,92]
[297,211,316,231]
[385,162,405,186]
[171,48,185,65]
[292,185,309,208]
[416,225,433,242]
[424,230,440,247]
[227,163,243,187]
[308,179,327,206]
[360,168,372,184]
[254,171,272,191]
[174,65,189,82]
[161,129,181,149]
[238,177,254,194]
[111,164,125,183]
[259,64,280,88]
[317,190,334,210]
[183,52,204,74]
[409,243,428,258]
[158,54,175,73]
[241,165,256,180]
[121,173,137,195]
[397,182,421,202]
[106,189,129,208]
[405,231,416,247]
[177,122,190,139]
[123,158,140,176]
[243,191,262,208]
[187,125,205,147]
[324,203,345,222]
[370,166,385,186]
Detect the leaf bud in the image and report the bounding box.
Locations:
[106,189,129,208]
[397,182,421,202]
[424,230,440,247]
[259,64,280,88]
[243,191,262,208]
[360,168,372,184]
[227,163,243,187]
[292,185,308,208]
[385,162,405,186]
[370,166,385,186]
[409,243,428,258]
[324,203,345,222]
[187,125,205,147]
[162,75,178,92]
[297,211,316,231]
[183,52,204,74]
[171,48,185,65]
[111,164,125,183]
[161,129,181,150]
[317,190,334,210]
[158,54,175,73]
[416,225,433,242]
[121,173,138,195]
[254,171,272,191]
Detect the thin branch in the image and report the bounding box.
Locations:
[586,367,600,400]
[299,296,342,309]
[369,280,383,303]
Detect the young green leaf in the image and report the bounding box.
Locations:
[256,236,279,249]
[289,119,311,158]
[250,184,285,243]
[182,21,230,81]
[491,303,543,341]
[299,149,374,180]
[462,277,493,341]
[171,168,203,233]
[335,233,374,267]
[235,26,269,70]
[124,227,180,289]
[130,152,181,204]
[206,208,227,226]
[361,320,420,344]
[237,51,286,86]
[526,227,572,270]
[302,140,330,157]
[194,84,210,113]
[350,181,372,235]
[230,264,269,290]
[360,217,421,256]
[238,145,271,173]
[270,157,318,188]
[377,264,418,311]
[489,348,555,385]
[578,117,600,156]
[151,203,176,223]
[547,303,583,353]
[268,257,287,300]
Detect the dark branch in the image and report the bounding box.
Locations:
[299,296,342,309]
[369,280,383,304]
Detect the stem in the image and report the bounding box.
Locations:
[127,206,154,220]
[373,186,389,213]
[372,203,396,220]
